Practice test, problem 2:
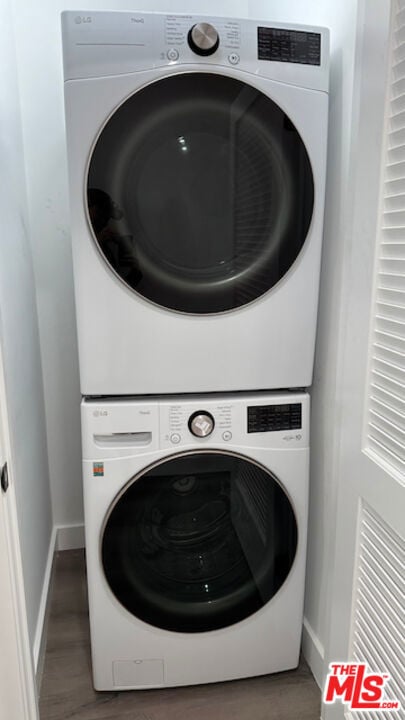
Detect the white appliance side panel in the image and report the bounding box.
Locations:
[65,71,328,394]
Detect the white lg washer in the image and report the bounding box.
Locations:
[62,12,329,395]
[81,392,309,690]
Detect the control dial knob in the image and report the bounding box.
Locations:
[188,23,219,56]
[189,411,215,438]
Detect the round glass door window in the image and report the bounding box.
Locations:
[102,451,298,633]
[87,73,314,313]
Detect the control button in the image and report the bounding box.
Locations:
[189,411,215,438]
[167,48,179,61]
[188,23,219,56]
[170,433,181,444]
[228,52,240,65]
[222,431,232,441]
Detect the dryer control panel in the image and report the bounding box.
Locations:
[62,11,329,93]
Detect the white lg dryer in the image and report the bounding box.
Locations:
[62,12,329,395]
[81,391,309,690]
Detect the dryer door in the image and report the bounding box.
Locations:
[101,451,298,632]
[87,73,314,313]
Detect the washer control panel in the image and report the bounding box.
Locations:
[81,393,309,458]
[164,401,232,447]
[159,394,308,450]
[248,403,302,433]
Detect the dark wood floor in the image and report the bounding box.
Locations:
[39,550,321,720]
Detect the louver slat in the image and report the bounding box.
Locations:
[366,3,405,475]
[382,208,405,225]
[368,423,405,464]
[371,366,405,391]
[374,342,405,366]
[388,144,405,164]
[391,75,405,98]
[377,287,405,306]
[374,329,405,353]
[379,244,405,259]
[369,408,405,442]
[381,225,405,240]
[389,126,405,148]
[368,435,405,474]
[395,21,405,46]
[371,381,405,413]
[384,192,405,210]
[379,259,405,274]
[397,5,405,25]
[355,625,402,696]
[384,176,405,197]
[375,316,405,337]
[373,356,405,383]
[386,159,405,180]
[370,394,405,426]
[377,272,405,291]
[389,109,405,133]
[369,407,405,438]
[350,507,405,720]
[392,56,405,81]
[370,382,405,414]
[360,556,404,622]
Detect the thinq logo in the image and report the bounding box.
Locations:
[324,663,401,711]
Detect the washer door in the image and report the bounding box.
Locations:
[88,73,314,313]
[102,451,298,633]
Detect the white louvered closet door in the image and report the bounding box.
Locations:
[323,2,405,720]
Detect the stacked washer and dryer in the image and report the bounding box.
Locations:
[62,11,329,691]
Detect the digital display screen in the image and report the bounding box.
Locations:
[258,27,321,66]
[248,404,302,433]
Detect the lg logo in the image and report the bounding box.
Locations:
[75,16,92,24]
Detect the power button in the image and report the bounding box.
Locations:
[167,48,179,61]
[170,433,181,444]
[228,53,240,65]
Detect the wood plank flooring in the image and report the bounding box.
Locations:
[39,550,321,720]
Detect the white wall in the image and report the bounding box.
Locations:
[0,0,52,658]
[303,2,361,685]
[11,0,359,683]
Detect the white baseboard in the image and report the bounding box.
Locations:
[33,523,85,684]
[56,523,85,551]
[302,616,325,689]
[33,525,57,679]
